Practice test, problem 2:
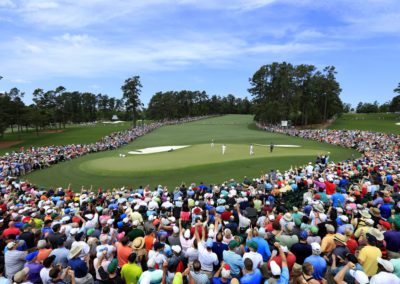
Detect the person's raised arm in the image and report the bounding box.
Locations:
[214,261,225,278]
[236,203,241,216]
[274,242,287,268]
[179,219,183,237]
[333,262,354,284]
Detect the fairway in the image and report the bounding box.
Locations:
[329,113,400,134]
[25,115,358,189]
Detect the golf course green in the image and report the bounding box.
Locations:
[25,115,358,190]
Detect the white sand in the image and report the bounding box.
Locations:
[396,122,400,125]
[128,145,190,155]
[102,121,125,124]
[254,144,301,148]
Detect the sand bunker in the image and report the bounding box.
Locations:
[254,144,301,148]
[396,122,400,125]
[102,121,125,124]
[128,145,190,155]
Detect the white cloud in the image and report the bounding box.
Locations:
[177,0,277,11]
[0,0,15,8]
[0,30,341,82]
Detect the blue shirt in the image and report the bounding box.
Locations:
[250,236,271,261]
[223,250,244,277]
[380,204,392,219]
[240,269,262,284]
[331,193,345,208]
[212,278,231,284]
[304,255,327,280]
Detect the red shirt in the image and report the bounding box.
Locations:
[346,238,358,254]
[268,252,296,274]
[325,181,336,195]
[0,204,6,212]
[2,227,21,238]
[221,211,232,221]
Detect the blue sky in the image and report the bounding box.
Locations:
[0,0,399,108]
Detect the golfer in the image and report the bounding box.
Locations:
[222,144,226,155]
[250,144,254,155]
[211,139,214,148]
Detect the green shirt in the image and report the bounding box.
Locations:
[121,262,142,284]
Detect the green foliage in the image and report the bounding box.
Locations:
[390,95,400,113]
[146,91,252,120]
[121,76,143,127]
[356,101,379,113]
[249,62,343,125]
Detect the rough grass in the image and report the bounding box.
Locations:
[24,115,357,190]
[329,113,400,134]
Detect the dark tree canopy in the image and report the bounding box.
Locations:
[146,90,252,120]
[121,75,143,127]
[248,62,343,125]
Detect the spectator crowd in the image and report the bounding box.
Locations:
[0,123,399,283]
[0,117,207,179]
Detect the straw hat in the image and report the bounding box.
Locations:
[368,227,384,241]
[68,243,83,259]
[283,213,293,222]
[132,237,144,250]
[370,207,381,217]
[313,203,325,213]
[333,233,347,245]
[359,210,371,219]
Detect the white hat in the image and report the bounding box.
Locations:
[340,215,349,223]
[168,216,176,223]
[171,245,182,254]
[184,230,191,239]
[349,269,369,284]
[148,215,155,221]
[61,216,70,223]
[173,226,179,234]
[123,217,130,224]
[147,257,156,268]
[107,219,114,225]
[377,257,394,272]
[221,265,231,278]
[365,219,374,226]
[311,242,321,254]
[270,260,281,276]
[85,214,94,220]
[70,228,79,235]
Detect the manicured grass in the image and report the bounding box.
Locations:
[0,122,132,154]
[25,115,357,190]
[329,113,400,134]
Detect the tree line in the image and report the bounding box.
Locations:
[5,63,391,137]
[248,62,343,125]
[0,76,252,137]
[146,91,252,120]
[355,85,400,113]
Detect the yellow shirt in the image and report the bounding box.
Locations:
[359,245,382,276]
[321,234,336,254]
